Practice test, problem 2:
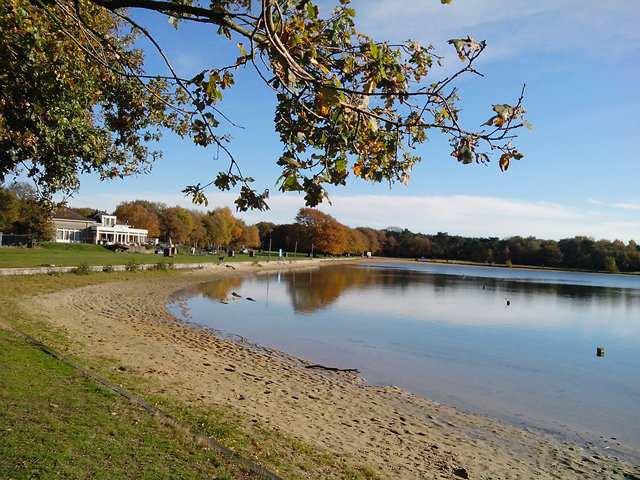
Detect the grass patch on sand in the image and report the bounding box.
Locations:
[0,242,309,268]
[0,271,380,480]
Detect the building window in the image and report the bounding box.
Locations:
[56,228,82,242]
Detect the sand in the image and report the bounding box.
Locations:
[24,260,640,479]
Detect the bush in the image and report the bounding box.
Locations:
[73,263,91,275]
[102,264,114,273]
[153,262,174,271]
[125,259,140,272]
[505,259,513,268]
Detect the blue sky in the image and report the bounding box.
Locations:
[70,0,640,240]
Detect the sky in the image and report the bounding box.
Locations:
[69,0,640,241]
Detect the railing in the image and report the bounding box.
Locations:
[0,232,34,247]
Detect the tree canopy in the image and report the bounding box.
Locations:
[0,183,54,239]
[114,200,161,237]
[1,0,528,210]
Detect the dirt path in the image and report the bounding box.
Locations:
[24,262,640,479]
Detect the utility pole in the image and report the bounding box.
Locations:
[294,240,298,258]
[268,234,272,262]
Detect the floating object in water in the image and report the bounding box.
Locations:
[596,346,605,358]
[505,298,511,307]
[246,297,256,302]
[231,291,242,298]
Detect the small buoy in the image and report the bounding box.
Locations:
[596,346,605,358]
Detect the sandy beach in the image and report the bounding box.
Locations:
[23,260,640,479]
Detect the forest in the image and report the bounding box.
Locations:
[1,184,639,273]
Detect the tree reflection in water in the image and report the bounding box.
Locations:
[187,265,640,315]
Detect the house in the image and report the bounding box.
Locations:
[52,208,148,245]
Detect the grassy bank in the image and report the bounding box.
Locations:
[0,328,259,480]
[0,242,308,268]
[0,271,378,480]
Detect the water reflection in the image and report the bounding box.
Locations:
[278,265,640,315]
[170,262,640,453]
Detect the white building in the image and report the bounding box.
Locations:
[52,209,148,245]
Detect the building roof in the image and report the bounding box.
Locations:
[52,207,94,222]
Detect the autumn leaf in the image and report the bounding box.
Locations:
[499,151,524,172]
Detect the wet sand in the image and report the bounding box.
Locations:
[24,261,640,479]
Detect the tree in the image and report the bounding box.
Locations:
[295,208,347,255]
[346,228,367,255]
[1,0,528,211]
[160,207,194,244]
[356,227,381,254]
[539,240,563,267]
[0,186,21,232]
[0,0,180,200]
[206,207,241,247]
[188,213,208,247]
[114,200,161,237]
[0,183,53,239]
[255,222,276,249]
[236,224,261,249]
[603,256,619,274]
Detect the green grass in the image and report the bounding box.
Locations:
[0,328,259,480]
[0,271,380,480]
[0,242,309,268]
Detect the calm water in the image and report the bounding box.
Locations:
[168,261,640,457]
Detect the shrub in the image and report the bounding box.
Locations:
[125,259,140,272]
[73,263,91,275]
[505,259,513,268]
[153,262,174,271]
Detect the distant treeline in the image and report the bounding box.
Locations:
[259,210,640,273]
[1,183,638,272]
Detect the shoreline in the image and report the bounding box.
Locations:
[21,260,640,479]
[168,261,640,463]
[372,256,640,277]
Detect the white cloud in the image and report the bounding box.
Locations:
[69,190,640,242]
[352,0,640,62]
[588,199,640,211]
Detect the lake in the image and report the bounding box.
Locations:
[168,261,640,459]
